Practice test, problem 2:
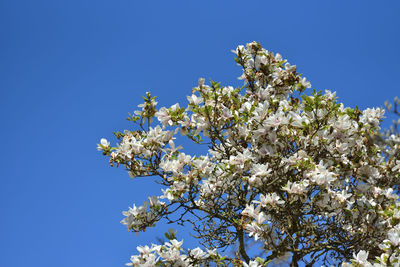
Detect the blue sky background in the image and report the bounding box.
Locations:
[1,1,399,266]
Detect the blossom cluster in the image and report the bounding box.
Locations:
[126,235,269,267]
[99,42,400,266]
[120,196,166,232]
[127,238,210,267]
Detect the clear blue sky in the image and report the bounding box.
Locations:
[1,1,399,266]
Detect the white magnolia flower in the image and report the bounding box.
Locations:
[189,247,206,259]
[155,107,172,127]
[97,138,110,151]
[352,250,370,266]
[387,228,400,247]
[282,180,309,195]
[392,160,400,172]
[166,239,183,249]
[255,211,269,224]
[360,108,385,127]
[242,204,258,218]
[187,94,203,105]
[254,193,285,207]
[307,161,336,187]
[289,111,309,128]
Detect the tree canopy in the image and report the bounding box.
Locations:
[98,42,400,266]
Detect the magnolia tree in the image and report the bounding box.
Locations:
[98,42,400,266]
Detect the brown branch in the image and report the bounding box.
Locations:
[237,227,250,263]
